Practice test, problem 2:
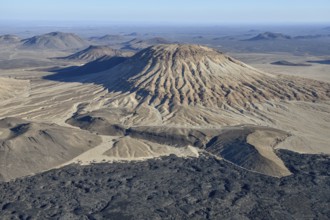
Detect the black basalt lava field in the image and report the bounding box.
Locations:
[0,150,329,220]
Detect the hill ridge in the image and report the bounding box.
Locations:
[21,31,87,50]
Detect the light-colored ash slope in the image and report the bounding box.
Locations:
[0,77,29,101]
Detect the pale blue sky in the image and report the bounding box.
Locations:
[0,0,329,25]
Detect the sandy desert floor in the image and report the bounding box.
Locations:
[231,52,330,82]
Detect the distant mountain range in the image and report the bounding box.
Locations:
[89,34,126,42]
[246,32,330,41]
[293,34,330,40]
[271,60,312,66]
[246,32,292,41]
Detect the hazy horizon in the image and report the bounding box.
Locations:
[1,0,329,26]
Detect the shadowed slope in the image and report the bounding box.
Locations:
[45,55,128,80]
[57,45,133,62]
[271,60,312,66]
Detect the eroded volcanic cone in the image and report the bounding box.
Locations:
[96,44,330,109]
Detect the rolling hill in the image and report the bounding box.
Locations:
[0,117,101,181]
[21,32,87,50]
[56,45,133,62]
[0,35,21,44]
